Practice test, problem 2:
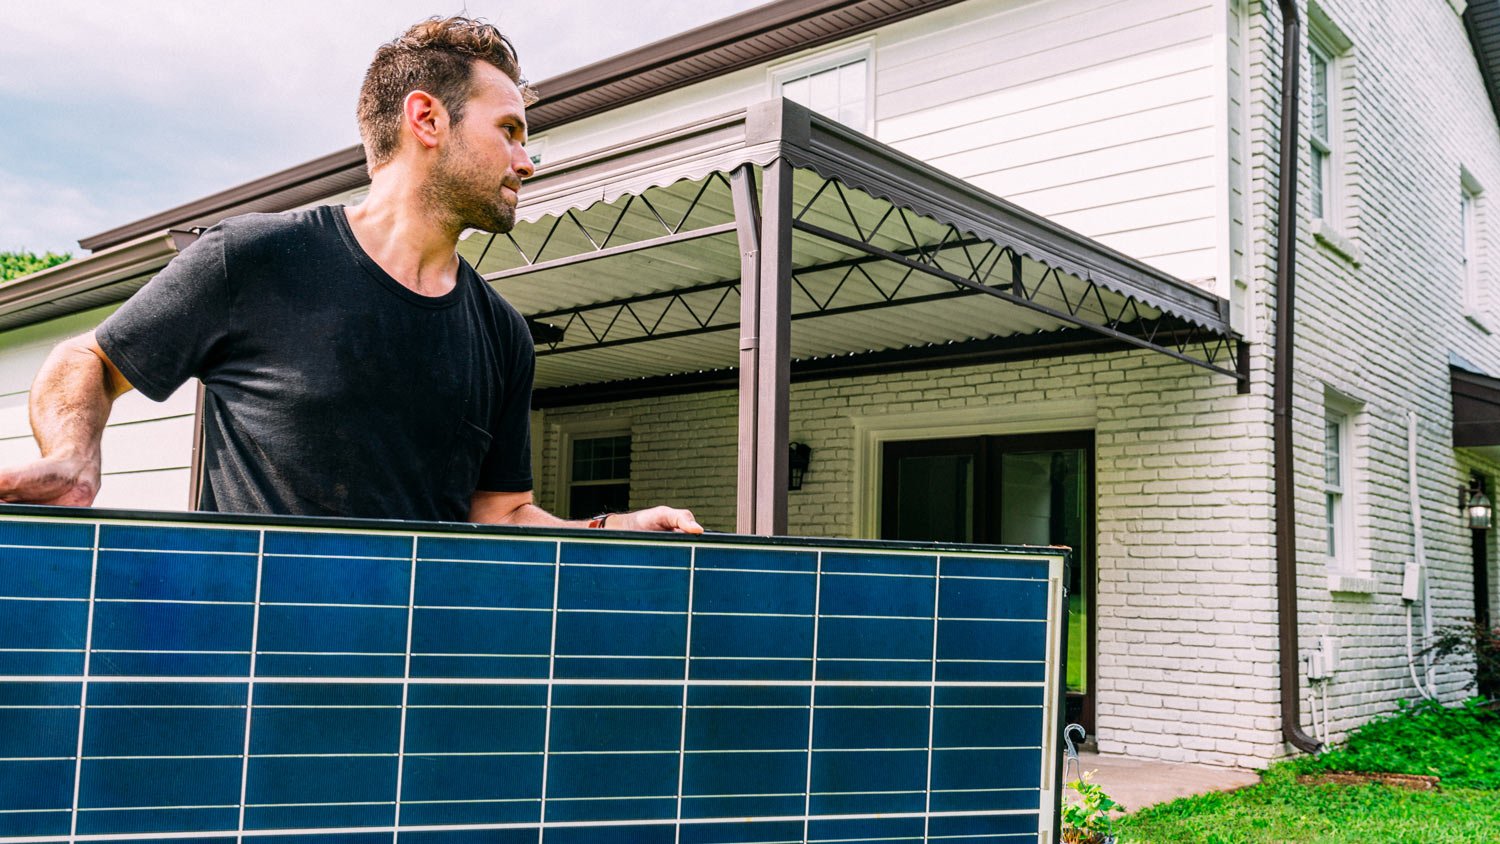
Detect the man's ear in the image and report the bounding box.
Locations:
[403,90,447,151]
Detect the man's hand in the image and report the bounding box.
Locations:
[470,491,703,533]
[0,454,101,506]
[608,506,703,534]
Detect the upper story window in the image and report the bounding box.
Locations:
[1307,7,1353,237]
[1462,170,1485,321]
[770,41,874,133]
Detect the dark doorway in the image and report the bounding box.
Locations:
[881,431,1096,734]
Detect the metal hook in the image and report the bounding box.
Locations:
[1063,723,1086,783]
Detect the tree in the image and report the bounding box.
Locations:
[0,250,71,282]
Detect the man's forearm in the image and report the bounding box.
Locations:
[31,336,123,460]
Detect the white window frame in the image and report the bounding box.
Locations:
[1462,168,1486,325]
[1307,6,1354,246]
[768,38,876,134]
[1308,38,1336,224]
[551,417,632,518]
[1323,391,1371,591]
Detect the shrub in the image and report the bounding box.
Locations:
[1427,622,1500,700]
[1294,697,1500,789]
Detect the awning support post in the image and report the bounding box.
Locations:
[731,161,792,536]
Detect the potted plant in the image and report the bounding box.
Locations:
[1061,770,1122,844]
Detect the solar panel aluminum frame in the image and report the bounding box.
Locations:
[0,503,1070,844]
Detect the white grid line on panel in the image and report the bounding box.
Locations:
[66,524,100,844]
[236,530,266,843]
[0,807,1040,844]
[801,550,824,844]
[924,557,942,844]
[391,535,420,842]
[673,546,696,844]
[0,676,1044,689]
[537,540,563,843]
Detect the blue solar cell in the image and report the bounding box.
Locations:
[553,613,687,680]
[0,546,92,598]
[417,535,557,564]
[812,687,929,750]
[262,530,411,559]
[937,618,1047,666]
[933,704,1044,750]
[807,814,925,843]
[544,824,676,844]
[808,748,927,815]
[83,705,245,758]
[694,545,817,572]
[250,705,401,757]
[0,520,94,549]
[401,828,539,844]
[413,559,555,608]
[692,568,814,615]
[679,751,807,817]
[254,605,407,675]
[0,598,86,651]
[99,524,257,554]
[560,541,691,569]
[558,563,689,612]
[927,812,1039,839]
[0,808,70,839]
[260,554,410,606]
[397,754,543,823]
[678,819,807,844]
[75,807,240,836]
[818,570,935,618]
[940,575,1049,620]
[245,756,399,823]
[940,554,1049,580]
[0,704,75,758]
[78,757,242,810]
[821,551,935,578]
[95,550,257,603]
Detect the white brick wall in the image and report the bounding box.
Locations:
[1239,0,1500,749]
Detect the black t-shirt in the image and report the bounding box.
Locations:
[96,205,535,522]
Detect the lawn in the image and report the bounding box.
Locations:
[1111,698,1500,844]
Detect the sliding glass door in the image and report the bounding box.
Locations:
[882,431,1095,732]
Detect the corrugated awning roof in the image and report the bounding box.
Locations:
[464,99,1241,396]
[1467,0,1500,126]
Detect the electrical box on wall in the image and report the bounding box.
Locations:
[1402,562,1423,602]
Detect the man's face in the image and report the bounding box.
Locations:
[427,60,535,234]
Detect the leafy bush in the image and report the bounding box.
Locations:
[1427,622,1500,700]
[0,250,70,282]
[1062,770,1122,843]
[1293,697,1500,789]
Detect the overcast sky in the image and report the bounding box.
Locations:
[0,0,766,255]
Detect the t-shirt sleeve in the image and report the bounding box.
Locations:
[475,315,536,493]
[96,225,231,402]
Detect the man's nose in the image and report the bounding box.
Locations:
[515,147,536,180]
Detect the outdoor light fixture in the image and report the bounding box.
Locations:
[788,442,812,491]
[1460,482,1493,531]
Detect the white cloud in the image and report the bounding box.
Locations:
[0,0,767,252]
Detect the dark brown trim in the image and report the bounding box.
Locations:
[1271,0,1321,754]
[79,0,965,253]
[1465,1,1500,130]
[1474,472,1492,629]
[188,382,206,510]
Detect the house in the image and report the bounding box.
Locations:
[3,0,1499,770]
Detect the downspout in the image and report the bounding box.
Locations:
[1272,0,1322,753]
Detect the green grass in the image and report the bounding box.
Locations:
[1118,763,1500,843]
[1115,698,1500,843]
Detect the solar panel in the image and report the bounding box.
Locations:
[0,508,1068,844]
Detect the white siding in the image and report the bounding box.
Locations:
[0,305,195,511]
[538,0,1224,290]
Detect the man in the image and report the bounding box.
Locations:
[0,17,701,534]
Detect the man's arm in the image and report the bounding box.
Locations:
[0,331,134,506]
[469,489,703,533]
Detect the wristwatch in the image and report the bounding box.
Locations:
[587,513,610,529]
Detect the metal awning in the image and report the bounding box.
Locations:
[458,99,1244,534]
[461,99,1241,394]
[1454,364,1500,458]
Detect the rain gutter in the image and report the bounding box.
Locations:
[1272,0,1322,754]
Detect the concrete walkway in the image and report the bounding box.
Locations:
[1066,751,1262,813]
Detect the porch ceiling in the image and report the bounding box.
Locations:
[458,99,1242,394]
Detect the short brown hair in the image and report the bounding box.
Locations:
[357,16,538,170]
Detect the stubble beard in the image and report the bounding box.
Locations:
[426,134,517,236]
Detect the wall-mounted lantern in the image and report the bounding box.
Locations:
[1460,481,1493,531]
[788,442,812,491]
